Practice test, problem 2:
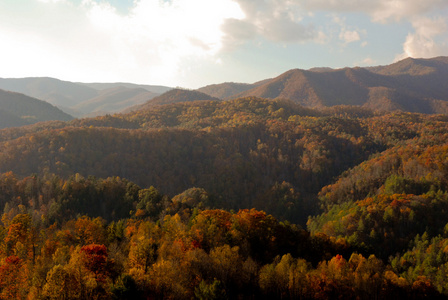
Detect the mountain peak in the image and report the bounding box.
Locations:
[136,88,221,111]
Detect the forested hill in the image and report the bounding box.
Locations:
[0,109,28,128]
[2,97,448,298]
[0,98,371,223]
[1,97,448,225]
[0,89,73,128]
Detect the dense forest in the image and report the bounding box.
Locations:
[1,97,448,298]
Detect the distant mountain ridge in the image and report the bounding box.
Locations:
[1,56,448,118]
[0,77,172,117]
[196,56,448,114]
[0,77,98,107]
[77,82,172,94]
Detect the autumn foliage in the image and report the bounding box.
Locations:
[0,98,448,298]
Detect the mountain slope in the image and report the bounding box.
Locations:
[232,69,322,106]
[196,78,274,100]
[369,57,448,102]
[197,82,257,99]
[0,89,73,127]
[0,109,28,129]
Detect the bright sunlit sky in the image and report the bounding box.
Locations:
[1,0,447,88]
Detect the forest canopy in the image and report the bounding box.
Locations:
[1,97,448,298]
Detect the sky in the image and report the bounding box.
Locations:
[0,0,447,89]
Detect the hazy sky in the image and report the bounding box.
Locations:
[1,0,447,88]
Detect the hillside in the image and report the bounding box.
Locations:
[197,82,257,99]
[369,57,448,103]
[232,68,372,107]
[307,115,448,259]
[0,109,28,129]
[0,89,73,128]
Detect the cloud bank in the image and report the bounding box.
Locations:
[0,0,243,85]
[0,0,446,87]
[226,0,448,58]
[299,0,448,58]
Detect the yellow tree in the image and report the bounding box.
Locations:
[42,264,81,300]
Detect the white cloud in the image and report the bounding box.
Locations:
[220,18,258,50]
[339,30,360,44]
[221,0,447,70]
[396,16,448,60]
[301,0,448,22]
[82,0,244,82]
[358,56,375,66]
[333,15,363,45]
[0,0,447,88]
[0,0,243,86]
[371,0,448,23]
[222,0,323,45]
[37,0,66,3]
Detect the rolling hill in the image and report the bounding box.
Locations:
[0,89,73,128]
